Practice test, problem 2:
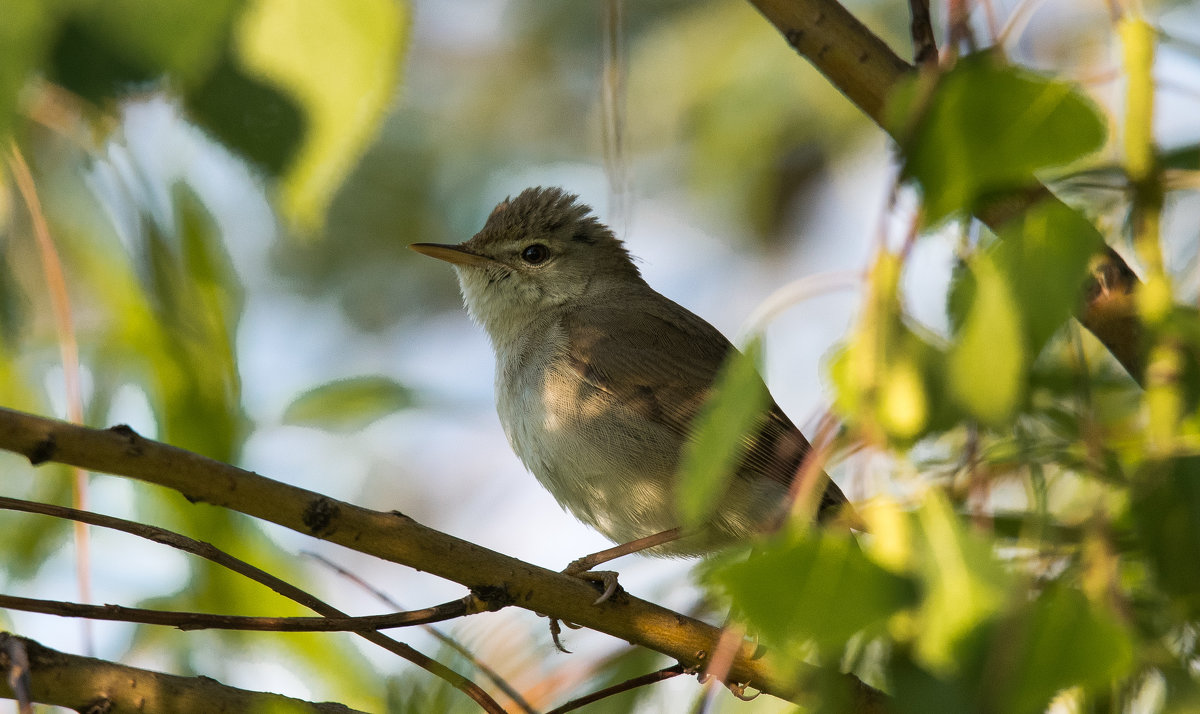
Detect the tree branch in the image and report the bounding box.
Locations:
[0,632,364,714]
[0,406,891,711]
[0,593,465,633]
[746,0,1146,380]
[0,495,504,713]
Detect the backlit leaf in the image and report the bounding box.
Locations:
[912,491,1012,673]
[992,587,1133,714]
[708,530,914,653]
[889,52,1106,224]
[235,0,408,230]
[676,340,769,529]
[1132,456,1200,616]
[947,253,1026,427]
[283,375,414,432]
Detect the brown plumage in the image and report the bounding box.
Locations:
[412,187,850,555]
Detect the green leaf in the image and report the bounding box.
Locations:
[49,0,241,103]
[991,587,1133,714]
[234,0,409,230]
[912,490,1013,674]
[947,252,1026,427]
[889,52,1107,223]
[283,375,414,432]
[1132,456,1200,616]
[185,50,306,177]
[708,531,914,654]
[992,202,1104,352]
[0,0,54,141]
[144,187,247,461]
[676,340,769,530]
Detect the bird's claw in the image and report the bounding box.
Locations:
[563,560,621,604]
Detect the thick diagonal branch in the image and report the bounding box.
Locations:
[747,0,1144,379]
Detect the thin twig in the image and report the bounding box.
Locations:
[544,664,686,714]
[2,635,32,714]
[0,496,503,713]
[699,621,750,710]
[907,0,938,66]
[304,550,537,714]
[7,142,93,654]
[0,593,464,632]
[601,0,630,237]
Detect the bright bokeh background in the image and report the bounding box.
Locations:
[2,0,1199,711]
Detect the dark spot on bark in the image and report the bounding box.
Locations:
[302,497,339,536]
[471,584,514,610]
[817,44,831,60]
[784,29,804,48]
[108,424,137,438]
[108,424,144,456]
[82,698,113,714]
[28,435,56,465]
[858,50,870,63]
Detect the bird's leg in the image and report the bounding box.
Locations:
[563,527,682,604]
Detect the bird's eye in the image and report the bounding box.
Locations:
[521,244,550,265]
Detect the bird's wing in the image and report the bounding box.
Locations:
[562,291,850,518]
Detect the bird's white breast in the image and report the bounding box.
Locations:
[494,334,680,546]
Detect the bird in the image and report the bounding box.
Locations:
[410,187,851,568]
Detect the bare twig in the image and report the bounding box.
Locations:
[0,407,892,711]
[601,0,630,236]
[304,551,536,714]
[0,496,502,713]
[0,593,465,633]
[907,0,938,65]
[1,636,32,714]
[7,142,92,653]
[545,663,686,714]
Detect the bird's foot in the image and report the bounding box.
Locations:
[548,617,582,653]
[562,560,622,605]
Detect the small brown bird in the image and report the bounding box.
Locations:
[411,187,849,560]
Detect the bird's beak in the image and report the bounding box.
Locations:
[409,242,494,268]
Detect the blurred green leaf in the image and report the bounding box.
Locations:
[709,531,914,654]
[283,375,414,432]
[1132,455,1200,616]
[889,52,1106,223]
[912,491,1013,674]
[185,49,306,177]
[676,340,769,529]
[990,587,1133,714]
[1161,142,1198,171]
[992,201,1103,352]
[234,0,408,230]
[0,0,54,140]
[0,468,74,581]
[947,252,1026,427]
[829,253,950,444]
[49,0,240,104]
[137,187,246,460]
[78,0,239,85]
